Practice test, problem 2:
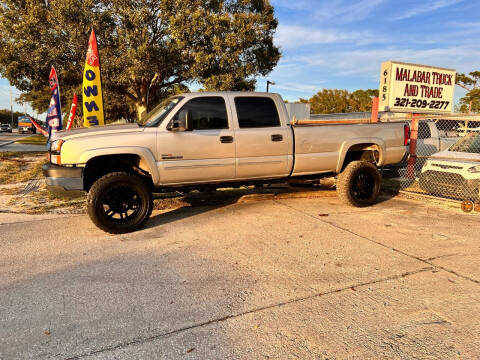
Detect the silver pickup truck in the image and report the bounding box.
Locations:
[43,92,408,233]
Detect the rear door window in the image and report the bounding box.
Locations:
[234,97,280,128]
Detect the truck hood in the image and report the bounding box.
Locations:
[428,148,480,163]
[51,123,144,141]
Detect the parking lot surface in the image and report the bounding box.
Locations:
[0,193,479,359]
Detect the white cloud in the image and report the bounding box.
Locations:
[393,0,464,21]
[0,84,36,115]
[313,0,385,22]
[275,25,379,49]
[294,45,480,81]
[272,0,385,23]
[272,82,325,94]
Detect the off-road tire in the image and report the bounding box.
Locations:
[87,172,153,234]
[337,161,381,207]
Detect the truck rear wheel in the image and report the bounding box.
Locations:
[337,161,381,207]
[87,172,153,234]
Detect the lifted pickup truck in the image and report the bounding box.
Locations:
[43,92,408,233]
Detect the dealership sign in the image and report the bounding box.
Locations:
[379,61,456,113]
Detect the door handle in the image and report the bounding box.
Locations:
[271,134,283,142]
[220,136,234,143]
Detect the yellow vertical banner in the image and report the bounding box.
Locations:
[83,29,105,127]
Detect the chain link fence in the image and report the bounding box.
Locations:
[385,116,480,202]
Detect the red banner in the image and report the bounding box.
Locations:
[49,66,58,92]
[28,116,48,137]
[66,93,78,130]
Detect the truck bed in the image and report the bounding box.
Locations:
[291,121,407,176]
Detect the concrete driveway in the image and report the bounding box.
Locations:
[0,193,479,359]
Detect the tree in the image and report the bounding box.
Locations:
[0,0,280,121]
[300,89,379,114]
[349,89,379,112]
[456,71,480,113]
[0,109,24,126]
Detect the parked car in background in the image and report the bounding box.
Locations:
[415,120,459,157]
[0,123,12,133]
[419,128,480,200]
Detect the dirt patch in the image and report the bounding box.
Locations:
[0,152,47,185]
[0,152,86,214]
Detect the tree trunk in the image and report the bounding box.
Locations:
[136,103,147,122]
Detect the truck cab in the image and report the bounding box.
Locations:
[17,116,37,134]
[146,92,292,185]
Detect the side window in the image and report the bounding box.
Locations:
[235,97,280,128]
[173,97,228,130]
[418,121,431,139]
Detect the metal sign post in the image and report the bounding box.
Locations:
[407,113,419,179]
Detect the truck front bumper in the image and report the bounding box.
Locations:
[42,163,84,198]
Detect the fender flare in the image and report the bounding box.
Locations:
[79,146,160,184]
[336,137,386,173]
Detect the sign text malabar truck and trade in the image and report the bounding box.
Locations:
[379,61,456,113]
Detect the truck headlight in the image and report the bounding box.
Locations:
[50,139,64,164]
[467,165,480,173]
[51,139,64,152]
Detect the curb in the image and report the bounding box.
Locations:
[0,140,15,148]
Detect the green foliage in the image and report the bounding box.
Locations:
[456,71,480,113]
[0,109,24,126]
[0,0,280,121]
[300,89,379,114]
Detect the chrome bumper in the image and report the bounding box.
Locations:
[42,163,84,197]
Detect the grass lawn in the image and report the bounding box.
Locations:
[14,135,47,145]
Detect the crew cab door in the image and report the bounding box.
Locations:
[230,95,291,179]
[156,96,236,185]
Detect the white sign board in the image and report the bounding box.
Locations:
[379,61,456,113]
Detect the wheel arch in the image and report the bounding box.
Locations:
[336,138,386,173]
[81,148,159,191]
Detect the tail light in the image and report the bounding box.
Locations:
[404,124,410,146]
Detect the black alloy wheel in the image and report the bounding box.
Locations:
[337,161,381,207]
[87,172,153,234]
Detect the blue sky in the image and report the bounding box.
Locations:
[258,0,480,103]
[1,0,479,114]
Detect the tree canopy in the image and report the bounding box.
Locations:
[0,0,280,121]
[300,89,379,114]
[0,109,24,126]
[456,71,480,113]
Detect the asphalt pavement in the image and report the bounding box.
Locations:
[0,132,24,146]
[0,132,47,152]
[0,194,479,359]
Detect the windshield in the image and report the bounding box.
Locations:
[142,96,183,127]
[449,131,480,153]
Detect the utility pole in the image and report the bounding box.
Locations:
[266,80,275,93]
[10,91,14,127]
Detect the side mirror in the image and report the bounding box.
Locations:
[169,109,193,132]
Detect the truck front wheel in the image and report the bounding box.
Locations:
[87,172,153,234]
[337,161,381,207]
